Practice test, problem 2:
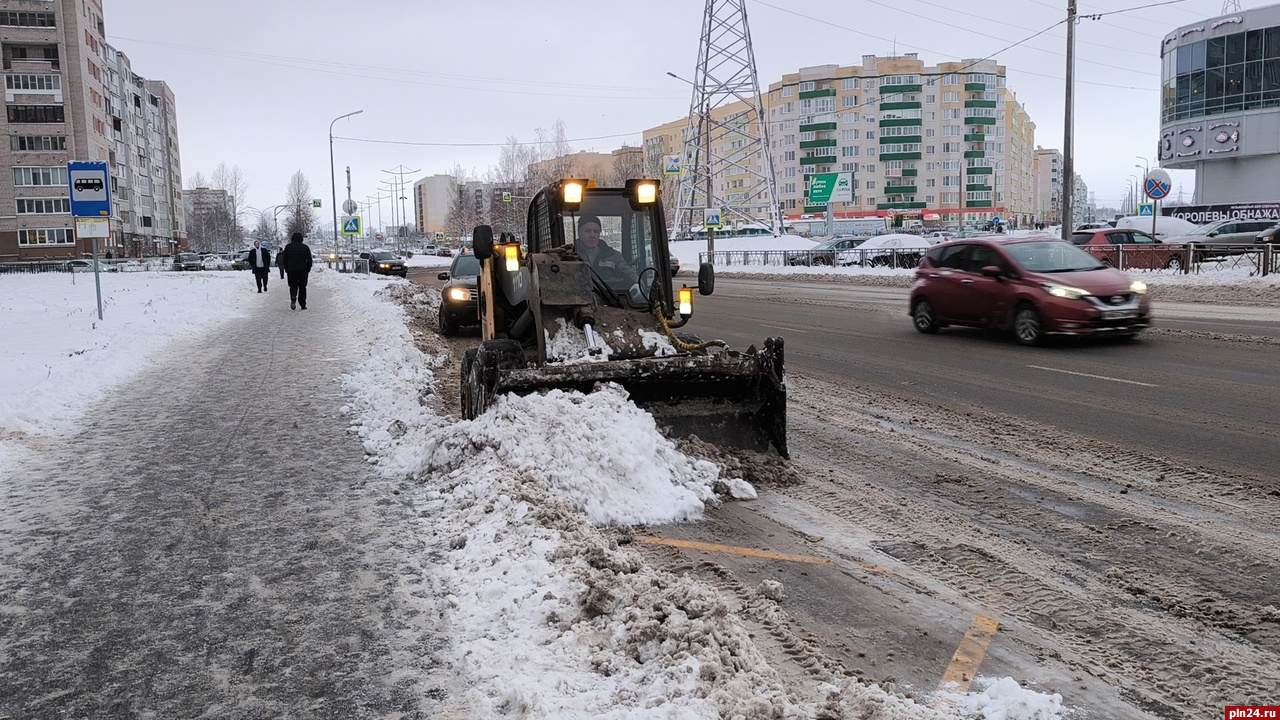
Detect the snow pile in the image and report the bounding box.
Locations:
[933,677,1067,719]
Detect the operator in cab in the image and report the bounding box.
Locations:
[575,214,635,278]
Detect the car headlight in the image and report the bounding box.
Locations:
[380,263,390,269]
[1129,280,1148,295]
[1041,283,1090,300]
[447,287,469,302]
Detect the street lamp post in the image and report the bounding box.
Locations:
[329,110,363,260]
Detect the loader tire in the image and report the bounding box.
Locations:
[460,349,481,419]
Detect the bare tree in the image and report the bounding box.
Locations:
[187,171,208,189]
[212,163,249,249]
[528,119,576,190]
[253,214,274,247]
[444,164,482,243]
[608,147,647,187]
[488,136,538,237]
[284,171,316,240]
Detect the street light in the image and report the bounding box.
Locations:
[329,109,363,261]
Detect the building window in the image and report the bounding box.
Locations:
[17,227,73,246]
[925,128,936,137]
[944,91,961,103]
[7,105,65,123]
[841,94,859,108]
[799,81,815,92]
[925,94,936,103]
[842,77,860,90]
[942,142,962,153]
[13,166,68,186]
[11,135,66,151]
[865,180,876,189]
[842,162,857,172]
[0,11,56,27]
[782,85,795,97]
[5,74,62,91]
[17,198,70,214]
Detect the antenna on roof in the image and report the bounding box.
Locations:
[1222,0,1241,13]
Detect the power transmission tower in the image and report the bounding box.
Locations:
[1222,1,1241,13]
[674,0,780,252]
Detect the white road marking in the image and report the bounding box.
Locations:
[1028,364,1159,387]
[759,323,808,334]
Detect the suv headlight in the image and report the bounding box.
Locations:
[1129,280,1148,295]
[1041,283,1090,300]
[447,287,469,302]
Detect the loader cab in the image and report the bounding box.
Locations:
[528,179,675,313]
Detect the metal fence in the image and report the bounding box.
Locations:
[697,243,1278,276]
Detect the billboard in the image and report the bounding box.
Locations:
[1163,202,1280,224]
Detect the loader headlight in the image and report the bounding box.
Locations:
[1129,280,1148,295]
[678,286,693,316]
[562,180,585,210]
[1041,282,1089,300]
[504,243,520,272]
[447,287,469,302]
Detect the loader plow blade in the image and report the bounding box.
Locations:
[493,338,787,457]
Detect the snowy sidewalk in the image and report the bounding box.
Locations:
[0,271,468,718]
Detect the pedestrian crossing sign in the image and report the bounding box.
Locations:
[342,215,361,235]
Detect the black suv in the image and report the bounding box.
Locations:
[172,252,203,271]
[437,252,481,336]
[360,250,407,277]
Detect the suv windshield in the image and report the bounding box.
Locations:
[370,251,398,261]
[451,254,481,277]
[178,253,200,262]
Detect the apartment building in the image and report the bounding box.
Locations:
[644,54,1042,231]
[1034,147,1063,225]
[0,0,183,261]
[413,174,455,235]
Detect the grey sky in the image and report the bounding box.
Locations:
[104,0,1224,226]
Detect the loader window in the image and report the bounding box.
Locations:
[566,194,660,297]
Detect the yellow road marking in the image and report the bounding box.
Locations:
[938,614,1001,693]
[635,535,893,574]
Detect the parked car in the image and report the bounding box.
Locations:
[201,254,233,271]
[172,253,203,271]
[61,259,117,273]
[1070,227,1185,271]
[359,250,407,277]
[1254,222,1280,245]
[423,244,438,255]
[1164,218,1278,258]
[1110,215,1198,238]
[909,237,1151,346]
[785,235,867,266]
[436,246,455,257]
[231,252,251,271]
[837,233,931,268]
[437,252,481,336]
[669,252,681,277]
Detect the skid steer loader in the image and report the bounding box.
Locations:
[459,178,787,457]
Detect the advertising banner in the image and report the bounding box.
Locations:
[1163,202,1280,224]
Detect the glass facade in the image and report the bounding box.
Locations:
[1164,25,1280,121]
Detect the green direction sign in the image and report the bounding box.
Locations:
[807,172,854,205]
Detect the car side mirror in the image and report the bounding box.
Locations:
[698,262,715,296]
[980,265,1003,278]
[438,272,449,281]
[1207,231,1218,237]
[472,225,494,261]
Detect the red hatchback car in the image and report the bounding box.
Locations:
[1070,227,1186,271]
[909,236,1151,345]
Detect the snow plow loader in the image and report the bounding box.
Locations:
[459,178,787,457]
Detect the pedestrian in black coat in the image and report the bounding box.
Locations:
[247,240,272,292]
[280,232,314,310]
[276,246,286,280]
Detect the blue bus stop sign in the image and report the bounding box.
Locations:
[67,161,111,217]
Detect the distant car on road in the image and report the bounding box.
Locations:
[909,237,1151,346]
[1253,222,1280,245]
[1164,218,1277,258]
[360,250,407,277]
[172,253,203,271]
[1070,227,1185,271]
[837,233,930,268]
[61,259,116,273]
[436,246,454,257]
[437,252,481,336]
[786,235,867,266]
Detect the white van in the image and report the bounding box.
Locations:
[1111,215,1199,238]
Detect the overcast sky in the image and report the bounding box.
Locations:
[103,0,1229,227]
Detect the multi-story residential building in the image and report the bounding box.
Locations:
[413,174,455,235]
[0,0,183,261]
[1034,147,1063,225]
[644,54,1042,231]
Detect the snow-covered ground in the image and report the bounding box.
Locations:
[13,262,1262,717]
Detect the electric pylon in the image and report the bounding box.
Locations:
[1221,1,1241,13]
[673,0,780,240]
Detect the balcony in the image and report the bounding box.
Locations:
[963,133,986,143]
[880,152,922,161]
[963,150,986,159]
[964,82,986,92]
[965,183,992,192]
[5,59,60,72]
[880,83,923,95]
[883,184,917,195]
[799,138,836,149]
[799,155,837,165]
[880,136,922,145]
[877,201,928,210]
[799,88,836,99]
[967,166,993,175]
[901,168,918,177]
[799,121,836,132]
[965,99,998,109]
[966,200,994,208]
[879,118,922,127]
[965,116,997,125]
[879,101,921,111]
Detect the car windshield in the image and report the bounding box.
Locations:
[178,254,200,262]
[1004,241,1106,273]
[1187,222,1224,236]
[451,254,481,277]
[371,252,398,261]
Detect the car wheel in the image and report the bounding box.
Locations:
[1164,255,1182,272]
[813,256,829,266]
[438,309,458,337]
[1013,303,1044,346]
[912,298,940,334]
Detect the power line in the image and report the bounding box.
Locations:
[332,131,643,148]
